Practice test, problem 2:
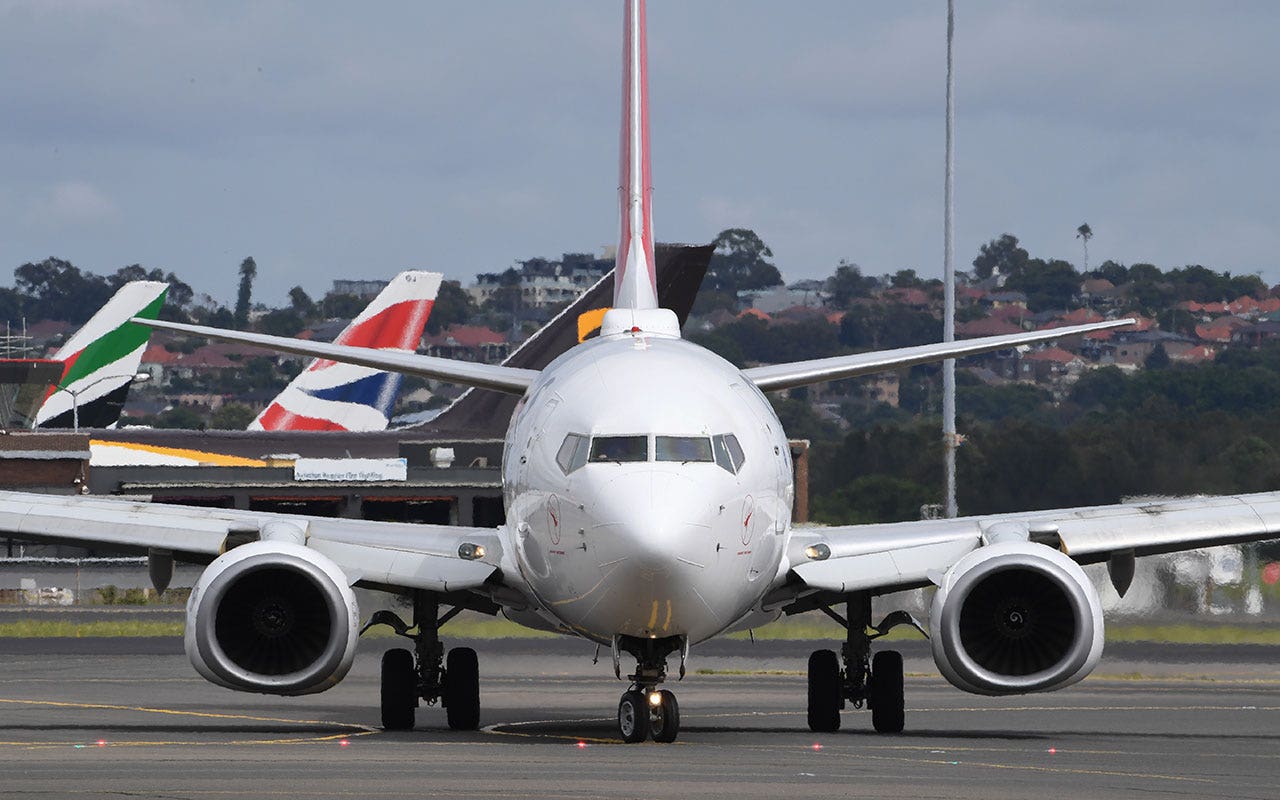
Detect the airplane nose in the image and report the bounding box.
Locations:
[592,470,710,576]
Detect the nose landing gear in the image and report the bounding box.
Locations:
[613,635,685,743]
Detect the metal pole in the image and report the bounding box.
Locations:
[942,0,958,518]
[72,389,79,431]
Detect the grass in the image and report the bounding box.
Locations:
[0,619,185,638]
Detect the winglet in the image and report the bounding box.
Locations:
[614,0,658,310]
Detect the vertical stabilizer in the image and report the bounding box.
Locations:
[250,271,442,432]
[614,0,659,310]
[34,281,168,429]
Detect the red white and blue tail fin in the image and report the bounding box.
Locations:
[249,271,442,432]
[614,0,659,311]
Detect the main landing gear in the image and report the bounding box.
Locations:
[614,635,685,743]
[807,593,913,734]
[365,591,481,731]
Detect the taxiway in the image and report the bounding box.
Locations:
[0,637,1276,799]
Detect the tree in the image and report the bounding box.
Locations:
[704,228,783,295]
[972,234,1030,281]
[259,308,305,336]
[14,257,112,323]
[426,280,478,334]
[321,292,364,319]
[234,257,257,329]
[825,261,876,308]
[1075,223,1093,272]
[1006,258,1081,312]
[288,286,315,317]
[210,403,256,430]
[889,269,924,289]
[1144,343,1171,370]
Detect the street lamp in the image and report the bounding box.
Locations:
[53,372,151,430]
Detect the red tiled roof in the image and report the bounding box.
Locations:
[958,318,1023,337]
[140,343,180,365]
[422,325,506,348]
[737,308,771,322]
[1022,347,1079,364]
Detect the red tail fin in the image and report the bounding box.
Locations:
[614,0,658,310]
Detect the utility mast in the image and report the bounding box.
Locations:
[942,0,958,518]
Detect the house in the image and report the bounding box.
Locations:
[1195,316,1252,343]
[421,325,509,363]
[1107,331,1197,366]
[1231,321,1280,348]
[982,291,1028,310]
[1017,347,1084,383]
[958,318,1023,338]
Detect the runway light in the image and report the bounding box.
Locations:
[811,743,823,751]
[576,741,588,749]
[96,740,106,747]
[339,739,350,747]
[1047,747,1058,755]
[648,692,662,706]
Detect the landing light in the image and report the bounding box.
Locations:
[648,692,662,707]
[804,543,831,561]
[458,543,486,560]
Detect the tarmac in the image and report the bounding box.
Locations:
[0,636,1276,799]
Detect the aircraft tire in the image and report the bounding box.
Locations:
[650,689,680,743]
[444,647,481,730]
[807,649,842,733]
[380,648,417,731]
[870,650,905,734]
[618,690,650,743]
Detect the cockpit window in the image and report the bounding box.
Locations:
[589,435,648,463]
[655,436,714,463]
[712,433,746,474]
[556,433,590,474]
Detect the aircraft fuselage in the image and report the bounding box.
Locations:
[502,321,795,645]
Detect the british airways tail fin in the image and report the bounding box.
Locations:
[34,280,168,429]
[249,271,442,432]
[614,0,659,311]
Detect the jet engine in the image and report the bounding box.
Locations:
[185,540,359,696]
[930,541,1103,696]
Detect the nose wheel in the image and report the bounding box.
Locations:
[617,688,680,743]
[613,634,685,743]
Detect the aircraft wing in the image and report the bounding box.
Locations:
[786,492,1280,596]
[743,319,1133,392]
[136,318,537,395]
[0,490,517,596]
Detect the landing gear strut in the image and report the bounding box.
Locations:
[806,593,908,734]
[614,635,684,743]
[366,591,480,731]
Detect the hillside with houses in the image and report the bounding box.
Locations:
[6,230,1280,532]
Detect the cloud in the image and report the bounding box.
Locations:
[23,181,120,228]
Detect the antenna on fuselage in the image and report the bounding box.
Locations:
[614,0,659,311]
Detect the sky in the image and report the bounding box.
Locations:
[1,1,1278,307]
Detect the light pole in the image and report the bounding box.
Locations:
[52,372,151,430]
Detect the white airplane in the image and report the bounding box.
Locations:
[2,0,1277,744]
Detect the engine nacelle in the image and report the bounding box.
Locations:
[930,541,1103,696]
[185,541,359,696]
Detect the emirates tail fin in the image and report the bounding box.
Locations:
[34,281,168,429]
